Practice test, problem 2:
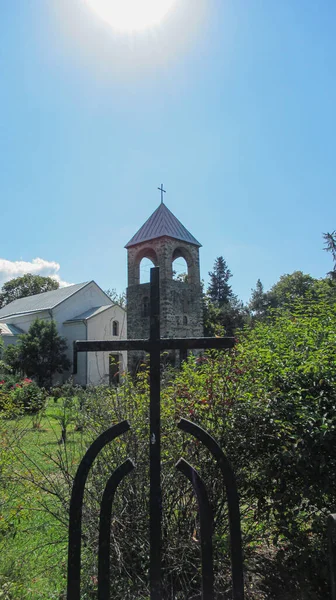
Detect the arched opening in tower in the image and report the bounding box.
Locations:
[172,256,188,283]
[140,257,156,283]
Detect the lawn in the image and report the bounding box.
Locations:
[0,399,84,599]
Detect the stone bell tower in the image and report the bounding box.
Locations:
[126,191,203,372]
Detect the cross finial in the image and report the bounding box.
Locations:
[158,184,166,204]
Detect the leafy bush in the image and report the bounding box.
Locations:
[0,379,45,416]
[0,373,22,391]
[0,389,22,418]
[10,380,46,413]
[51,381,83,400]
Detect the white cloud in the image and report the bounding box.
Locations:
[0,258,72,288]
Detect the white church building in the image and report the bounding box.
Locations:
[0,281,127,386]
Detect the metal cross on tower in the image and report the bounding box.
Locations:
[158,183,166,203]
[67,267,244,600]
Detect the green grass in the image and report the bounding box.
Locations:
[0,400,85,599]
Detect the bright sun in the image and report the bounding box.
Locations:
[85,0,177,32]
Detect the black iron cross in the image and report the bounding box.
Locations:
[158,183,166,203]
[68,267,244,600]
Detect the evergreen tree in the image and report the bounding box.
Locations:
[204,257,248,335]
[207,256,233,305]
[10,320,71,388]
[249,279,266,319]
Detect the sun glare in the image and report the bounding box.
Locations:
[85,0,177,32]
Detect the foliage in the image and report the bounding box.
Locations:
[203,293,223,336]
[0,404,72,598]
[0,273,59,308]
[207,256,233,305]
[173,271,188,283]
[3,343,23,377]
[167,291,336,596]
[1,290,336,598]
[249,278,268,318]
[248,271,335,320]
[0,378,45,417]
[10,379,46,414]
[50,382,86,441]
[6,319,71,388]
[104,287,127,308]
[0,372,22,391]
[0,388,21,418]
[51,380,83,400]
[204,257,248,336]
[324,231,336,280]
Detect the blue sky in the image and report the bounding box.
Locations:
[1,0,335,301]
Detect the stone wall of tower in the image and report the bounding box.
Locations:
[127,236,203,373]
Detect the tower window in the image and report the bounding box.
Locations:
[112,320,119,336]
[140,257,156,284]
[172,247,190,282]
[143,296,150,318]
[183,315,188,326]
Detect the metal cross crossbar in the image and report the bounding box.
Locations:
[68,267,244,600]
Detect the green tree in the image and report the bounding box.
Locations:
[104,288,126,308]
[205,257,248,335]
[203,293,221,336]
[267,271,319,309]
[0,274,59,308]
[249,271,333,320]
[207,256,233,305]
[323,230,336,280]
[11,320,71,388]
[3,343,23,377]
[249,278,267,319]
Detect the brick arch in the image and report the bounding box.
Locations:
[133,247,158,285]
[171,246,196,283]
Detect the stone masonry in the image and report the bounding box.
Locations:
[127,234,203,373]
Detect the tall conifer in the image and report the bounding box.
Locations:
[207,256,233,305]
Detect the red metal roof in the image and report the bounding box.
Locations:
[125,203,201,248]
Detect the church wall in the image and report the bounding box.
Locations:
[53,282,113,333]
[53,282,114,385]
[3,310,51,332]
[0,283,126,386]
[62,321,87,386]
[86,305,127,386]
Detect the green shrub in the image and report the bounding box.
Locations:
[9,380,46,414]
[50,381,83,400]
[0,389,22,418]
[0,374,22,391]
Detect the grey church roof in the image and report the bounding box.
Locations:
[125,202,202,248]
[0,322,24,337]
[0,282,90,319]
[64,305,113,323]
